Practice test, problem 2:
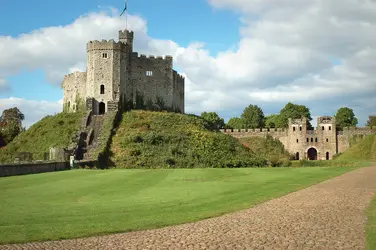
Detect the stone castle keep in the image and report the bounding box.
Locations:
[62,29,185,114]
[221,116,376,160]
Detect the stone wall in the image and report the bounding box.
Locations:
[221,122,376,160]
[173,70,185,112]
[0,162,70,177]
[131,53,174,108]
[62,71,87,112]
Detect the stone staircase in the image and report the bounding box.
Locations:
[82,115,104,160]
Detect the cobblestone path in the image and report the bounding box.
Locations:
[2,165,376,250]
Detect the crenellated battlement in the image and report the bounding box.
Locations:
[87,39,127,51]
[119,30,134,39]
[62,71,87,88]
[131,52,173,62]
[343,126,375,131]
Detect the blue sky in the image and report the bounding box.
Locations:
[0,0,375,128]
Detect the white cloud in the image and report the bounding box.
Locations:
[1,2,376,127]
[0,98,62,128]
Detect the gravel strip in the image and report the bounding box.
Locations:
[2,165,376,250]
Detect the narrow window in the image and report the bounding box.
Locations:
[299,127,302,131]
[100,85,105,94]
[311,138,313,142]
[326,138,329,142]
[296,139,299,143]
[306,138,309,142]
[329,126,331,130]
[102,53,108,58]
[322,126,324,130]
[315,138,318,142]
[293,127,296,131]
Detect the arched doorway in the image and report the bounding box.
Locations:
[307,148,317,160]
[326,152,330,160]
[99,102,106,115]
[296,152,300,160]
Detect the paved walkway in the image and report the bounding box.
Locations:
[2,165,376,250]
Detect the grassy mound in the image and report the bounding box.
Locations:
[239,135,292,167]
[337,134,376,161]
[110,111,267,168]
[0,111,84,163]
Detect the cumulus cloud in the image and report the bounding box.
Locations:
[0,98,62,128]
[1,1,376,127]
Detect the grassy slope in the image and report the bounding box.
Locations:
[337,134,376,161]
[0,111,84,163]
[0,166,359,244]
[110,111,266,168]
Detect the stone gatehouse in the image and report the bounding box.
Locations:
[221,116,376,160]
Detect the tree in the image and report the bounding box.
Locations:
[279,102,313,128]
[200,112,225,130]
[226,117,246,129]
[0,107,25,144]
[241,104,265,128]
[366,116,376,127]
[264,114,283,128]
[335,107,358,130]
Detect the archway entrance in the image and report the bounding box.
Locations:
[295,152,300,160]
[307,148,317,160]
[326,152,330,160]
[99,102,106,115]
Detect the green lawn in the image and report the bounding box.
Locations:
[0,166,359,244]
[367,194,376,249]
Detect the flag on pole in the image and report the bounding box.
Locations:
[120,0,127,16]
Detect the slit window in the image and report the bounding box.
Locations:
[326,138,329,142]
[315,138,318,142]
[299,127,302,131]
[102,53,108,58]
[322,126,324,130]
[296,139,299,143]
[293,127,296,131]
[329,126,331,130]
[311,138,313,142]
[306,138,309,142]
[100,85,105,94]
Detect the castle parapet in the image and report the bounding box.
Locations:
[87,39,127,52]
[131,52,173,66]
[221,127,287,138]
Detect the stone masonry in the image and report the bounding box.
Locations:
[221,116,376,160]
[62,30,185,115]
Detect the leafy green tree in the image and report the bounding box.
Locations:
[264,114,283,128]
[200,112,225,130]
[226,117,246,129]
[335,107,358,130]
[366,116,376,127]
[0,107,25,144]
[241,104,265,128]
[279,102,313,128]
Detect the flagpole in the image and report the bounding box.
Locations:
[126,8,128,30]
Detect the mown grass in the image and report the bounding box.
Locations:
[110,111,267,168]
[0,111,84,163]
[0,166,359,244]
[367,195,376,250]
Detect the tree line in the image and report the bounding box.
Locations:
[0,107,25,147]
[200,102,376,131]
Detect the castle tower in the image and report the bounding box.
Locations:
[287,117,309,160]
[86,39,127,114]
[316,116,337,160]
[119,30,134,52]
